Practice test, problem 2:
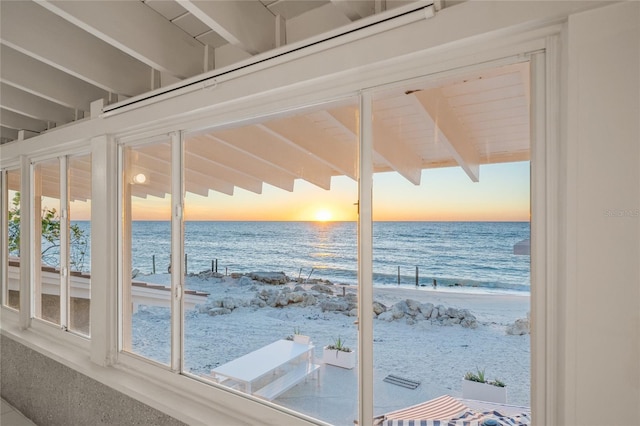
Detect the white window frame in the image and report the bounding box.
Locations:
[0,4,573,423]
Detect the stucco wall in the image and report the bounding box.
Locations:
[0,335,186,426]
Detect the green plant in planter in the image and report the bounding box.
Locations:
[464,367,505,387]
[327,336,352,353]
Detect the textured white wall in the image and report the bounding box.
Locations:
[565,2,640,425]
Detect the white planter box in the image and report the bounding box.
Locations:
[461,379,507,403]
[293,334,311,345]
[323,347,356,369]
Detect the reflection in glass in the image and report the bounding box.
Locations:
[371,65,531,418]
[69,154,92,335]
[4,168,21,310]
[33,158,61,325]
[122,141,172,365]
[182,99,359,424]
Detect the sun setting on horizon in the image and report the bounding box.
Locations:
[96,162,532,222]
[314,209,333,222]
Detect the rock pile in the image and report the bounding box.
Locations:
[198,283,478,329]
[376,299,478,328]
[506,312,530,335]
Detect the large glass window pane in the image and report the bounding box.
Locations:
[371,65,531,420]
[183,98,359,424]
[122,140,172,365]
[68,154,91,335]
[3,168,21,310]
[33,158,61,325]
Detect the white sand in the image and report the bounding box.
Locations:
[134,274,531,425]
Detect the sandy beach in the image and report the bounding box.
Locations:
[134,273,531,425]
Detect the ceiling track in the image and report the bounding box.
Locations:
[101,2,435,118]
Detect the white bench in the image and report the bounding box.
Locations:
[253,362,320,401]
[211,339,319,398]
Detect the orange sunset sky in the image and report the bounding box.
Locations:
[102,161,530,222]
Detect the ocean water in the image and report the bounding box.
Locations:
[122,221,530,294]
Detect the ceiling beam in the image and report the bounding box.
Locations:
[199,135,296,192]
[263,115,357,180]
[219,124,334,190]
[0,45,108,111]
[177,0,275,55]
[184,149,263,195]
[325,108,422,185]
[0,1,151,96]
[37,0,205,79]
[0,108,47,133]
[413,89,481,182]
[331,0,375,21]
[1,83,76,125]
[1,126,19,143]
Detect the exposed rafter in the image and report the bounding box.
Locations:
[0,45,108,112]
[413,89,481,182]
[184,149,263,195]
[0,108,48,133]
[264,115,358,180]
[198,135,296,192]
[177,0,276,55]
[326,107,422,185]
[0,0,151,96]
[36,0,205,79]
[1,83,76,125]
[220,124,334,190]
[331,0,375,21]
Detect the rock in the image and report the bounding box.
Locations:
[311,284,334,295]
[506,317,530,335]
[249,271,288,285]
[320,299,349,312]
[238,276,254,286]
[393,300,410,314]
[419,302,434,318]
[406,318,416,325]
[391,308,405,320]
[372,301,387,315]
[250,298,267,308]
[348,308,358,317]
[302,294,317,306]
[461,316,478,329]
[275,294,290,307]
[406,299,421,312]
[446,307,460,318]
[293,285,305,292]
[220,297,243,310]
[377,311,395,322]
[289,292,304,304]
[207,308,232,316]
[437,305,447,317]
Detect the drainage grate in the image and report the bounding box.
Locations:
[383,374,421,389]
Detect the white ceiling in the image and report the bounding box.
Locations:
[1,0,530,199]
[0,0,418,145]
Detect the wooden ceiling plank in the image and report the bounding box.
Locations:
[38,0,205,78]
[184,148,263,195]
[1,45,108,112]
[1,1,151,96]
[177,0,275,55]
[0,83,76,124]
[196,135,295,192]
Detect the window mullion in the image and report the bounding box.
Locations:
[20,155,32,328]
[357,91,374,426]
[170,131,184,373]
[59,156,69,329]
